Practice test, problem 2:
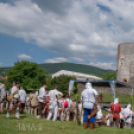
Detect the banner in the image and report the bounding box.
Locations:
[68,80,75,95]
[109,81,115,99]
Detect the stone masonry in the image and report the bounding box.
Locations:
[117,42,134,84]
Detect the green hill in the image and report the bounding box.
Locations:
[0,62,114,77]
[39,62,113,76]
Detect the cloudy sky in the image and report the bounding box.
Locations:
[0,0,134,70]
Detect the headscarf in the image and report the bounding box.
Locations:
[85,82,93,90]
[114,98,119,104]
[126,104,131,109]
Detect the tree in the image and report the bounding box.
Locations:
[46,75,76,95]
[6,61,48,90]
[102,71,116,80]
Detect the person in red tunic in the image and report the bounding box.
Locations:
[110,98,121,127]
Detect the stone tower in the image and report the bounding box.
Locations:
[117,42,134,83]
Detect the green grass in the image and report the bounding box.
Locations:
[101,93,133,103]
[0,113,134,134]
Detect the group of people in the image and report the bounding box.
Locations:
[0,82,75,121]
[81,82,134,129]
[0,81,134,130]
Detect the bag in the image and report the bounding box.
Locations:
[64,100,69,108]
[7,95,12,101]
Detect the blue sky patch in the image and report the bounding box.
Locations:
[97,3,111,13]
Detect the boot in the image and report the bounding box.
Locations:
[83,122,88,129]
[90,122,94,130]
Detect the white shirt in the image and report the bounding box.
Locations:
[81,88,98,109]
[39,87,46,102]
[11,86,19,99]
[122,108,133,123]
[49,89,62,102]
[0,84,6,97]
[96,105,102,120]
[19,89,26,103]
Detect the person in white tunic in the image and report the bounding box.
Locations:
[39,84,47,118]
[122,104,134,129]
[19,86,26,113]
[0,82,6,113]
[47,86,63,121]
[95,105,103,126]
[81,82,99,129]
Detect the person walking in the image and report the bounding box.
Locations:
[6,82,21,119]
[19,86,26,113]
[29,90,38,116]
[81,82,99,129]
[38,84,47,118]
[47,86,63,121]
[0,82,6,113]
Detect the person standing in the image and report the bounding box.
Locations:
[81,82,99,129]
[122,104,134,129]
[25,96,30,114]
[0,82,6,113]
[47,86,63,121]
[19,86,26,113]
[6,82,21,119]
[29,90,38,116]
[39,84,47,118]
[110,98,121,128]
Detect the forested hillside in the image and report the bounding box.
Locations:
[0,62,114,77]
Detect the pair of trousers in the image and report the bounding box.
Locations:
[47,102,58,121]
[26,107,30,114]
[110,118,120,127]
[6,98,19,118]
[31,107,37,115]
[124,122,131,129]
[39,102,45,115]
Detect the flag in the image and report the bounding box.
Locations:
[68,80,75,95]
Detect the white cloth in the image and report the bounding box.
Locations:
[49,89,62,102]
[58,99,64,108]
[39,87,46,103]
[47,89,63,121]
[106,109,111,127]
[114,98,119,104]
[96,105,102,120]
[47,102,58,121]
[11,86,19,99]
[0,84,6,97]
[19,89,26,103]
[81,82,98,109]
[122,104,133,123]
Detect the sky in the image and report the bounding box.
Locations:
[0,0,134,70]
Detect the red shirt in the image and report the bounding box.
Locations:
[110,103,121,118]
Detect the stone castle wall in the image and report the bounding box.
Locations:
[77,83,133,95]
[117,42,134,83]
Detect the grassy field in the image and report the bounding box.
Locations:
[0,113,134,134]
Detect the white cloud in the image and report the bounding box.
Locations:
[44,57,69,63]
[18,54,32,59]
[0,0,134,69]
[90,62,116,70]
[71,57,84,62]
[0,63,3,65]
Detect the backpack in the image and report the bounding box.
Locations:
[64,99,69,108]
